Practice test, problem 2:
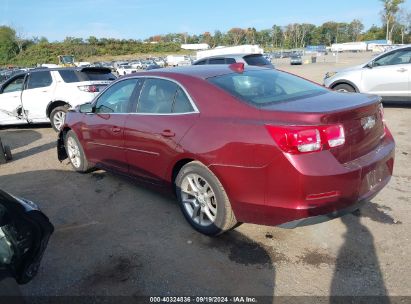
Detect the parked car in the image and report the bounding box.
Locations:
[130,61,143,69]
[0,189,54,288]
[116,65,137,76]
[0,67,116,131]
[154,58,166,67]
[193,53,274,68]
[166,55,191,67]
[290,55,303,65]
[57,64,395,236]
[324,45,411,102]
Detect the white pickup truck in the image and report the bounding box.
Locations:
[0,67,116,131]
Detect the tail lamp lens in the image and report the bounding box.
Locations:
[265,124,345,154]
[78,85,98,93]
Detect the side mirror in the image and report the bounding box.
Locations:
[79,103,93,113]
[365,61,374,69]
[0,189,53,284]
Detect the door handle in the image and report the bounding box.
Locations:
[111,127,121,133]
[161,130,175,137]
[397,68,407,72]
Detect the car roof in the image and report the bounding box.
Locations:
[121,65,269,80]
[194,53,263,62]
[27,67,113,73]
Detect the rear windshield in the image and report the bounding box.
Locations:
[243,54,272,66]
[59,70,116,83]
[208,69,327,106]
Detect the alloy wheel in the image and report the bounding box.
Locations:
[180,173,217,226]
[53,111,66,130]
[67,137,81,168]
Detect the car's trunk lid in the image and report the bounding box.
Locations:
[260,91,385,163]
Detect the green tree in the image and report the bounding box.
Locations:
[380,0,405,41]
[0,26,18,64]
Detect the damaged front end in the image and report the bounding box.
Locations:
[57,130,68,162]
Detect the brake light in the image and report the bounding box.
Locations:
[229,62,245,73]
[78,85,99,93]
[265,124,345,154]
[378,103,385,121]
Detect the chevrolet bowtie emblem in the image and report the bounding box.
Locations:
[361,115,376,130]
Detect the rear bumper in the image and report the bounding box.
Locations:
[211,133,395,228]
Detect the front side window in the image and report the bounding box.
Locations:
[374,49,411,67]
[2,75,25,93]
[208,69,327,106]
[95,79,139,113]
[27,71,52,89]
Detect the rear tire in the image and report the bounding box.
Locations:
[175,161,238,236]
[64,130,91,173]
[50,106,69,132]
[333,83,356,93]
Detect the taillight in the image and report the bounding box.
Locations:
[378,103,385,121]
[78,85,98,93]
[265,124,345,154]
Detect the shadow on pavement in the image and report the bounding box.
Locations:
[330,213,390,303]
[0,169,276,299]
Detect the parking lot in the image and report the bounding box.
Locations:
[0,53,410,299]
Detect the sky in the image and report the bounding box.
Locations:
[1,0,409,41]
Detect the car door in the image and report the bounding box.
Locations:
[0,74,27,125]
[80,78,143,173]
[21,70,55,122]
[362,48,411,101]
[124,77,199,184]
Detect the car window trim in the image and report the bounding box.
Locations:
[130,75,200,115]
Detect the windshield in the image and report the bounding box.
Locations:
[208,69,327,106]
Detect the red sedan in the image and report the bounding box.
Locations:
[57,64,395,236]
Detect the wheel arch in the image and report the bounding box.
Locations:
[46,100,71,118]
[329,80,359,92]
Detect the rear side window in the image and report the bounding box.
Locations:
[225,58,236,64]
[173,87,194,113]
[209,58,226,64]
[137,79,195,114]
[138,79,177,113]
[208,70,327,106]
[59,70,116,83]
[243,54,271,66]
[27,71,52,89]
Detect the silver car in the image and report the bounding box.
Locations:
[324,45,411,102]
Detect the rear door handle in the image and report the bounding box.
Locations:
[397,68,407,72]
[161,130,175,137]
[111,126,121,133]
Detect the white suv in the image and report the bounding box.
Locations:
[0,67,116,131]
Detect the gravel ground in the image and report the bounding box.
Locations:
[0,52,410,301]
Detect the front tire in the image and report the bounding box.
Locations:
[333,83,356,93]
[64,130,91,173]
[50,106,69,132]
[175,161,238,236]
